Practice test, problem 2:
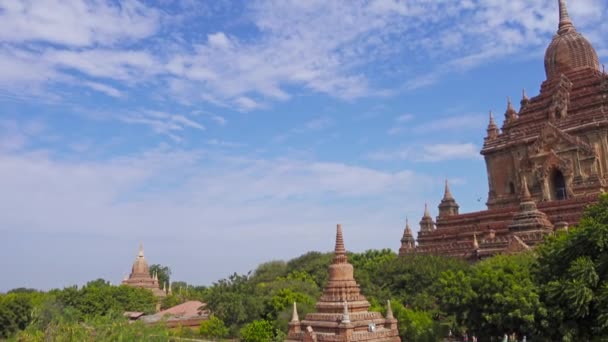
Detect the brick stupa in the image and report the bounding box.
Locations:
[286,224,401,342]
[122,244,166,298]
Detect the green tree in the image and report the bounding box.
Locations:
[0,294,33,338]
[240,319,274,342]
[204,273,264,332]
[535,194,608,340]
[149,264,171,288]
[390,300,441,342]
[199,315,229,340]
[439,253,543,339]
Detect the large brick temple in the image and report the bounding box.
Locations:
[287,224,401,342]
[400,0,608,259]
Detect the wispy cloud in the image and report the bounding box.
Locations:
[367,143,481,162]
[273,116,334,143]
[3,0,606,112]
[0,0,159,47]
[410,114,486,134]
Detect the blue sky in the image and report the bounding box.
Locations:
[1,0,607,291]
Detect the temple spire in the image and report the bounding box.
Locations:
[558,0,574,34]
[291,302,300,322]
[473,233,479,250]
[507,97,514,111]
[405,218,412,235]
[486,110,499,139]
[423,203,431,218]
[443,179,454,200]
[333,224,348,264]
[138,243,144,257]
[522,89,529,102]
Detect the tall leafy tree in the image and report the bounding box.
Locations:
[149,264,171,288]
[535,194,608,340]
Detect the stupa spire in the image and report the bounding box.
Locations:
[423,203,431,218]
[522,89,529,102]
[405,218,412,235]
[558,0,574,34]
[291,302,300,322]
[443,179,454,200]
[138,243,144,257]
[473,233,479,250]
[334,224,347,264]
[486,110,499,139]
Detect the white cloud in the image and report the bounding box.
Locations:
[0,0,160,47]
[0,147,434,289]
[82,81,122,98]
[411,114,486,134]
[1,1,608,117]
[367,143,481,162]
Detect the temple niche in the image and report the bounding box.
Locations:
[400,0,608,260]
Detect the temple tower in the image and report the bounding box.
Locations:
[419,204,434,234]
[286,225,401,342]
[122,244,166,298]
[438,180,459,218]
[399,218,416,256]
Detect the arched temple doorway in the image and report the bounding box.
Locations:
[550,169,567,200]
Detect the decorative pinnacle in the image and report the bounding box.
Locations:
[334,224,348,264]
[489,110,496,125]
[405,217,412,235]
[507,97,515,112]
[342,301,351,324]
[473,233,479,250]
[163,282,167,293]
[423,203,431,218]
[522,89,529,101]
[138,243,144,257]
[443,179,454,200]
[521,176,532,201]
[386,300,394,320]
[558,0,574,34]
[291,302,300,322]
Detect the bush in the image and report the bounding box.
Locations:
[240,319,274,342]
[199,315,229,340]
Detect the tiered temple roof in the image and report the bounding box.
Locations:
[400,0,607,260]
[286,225,400,342]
